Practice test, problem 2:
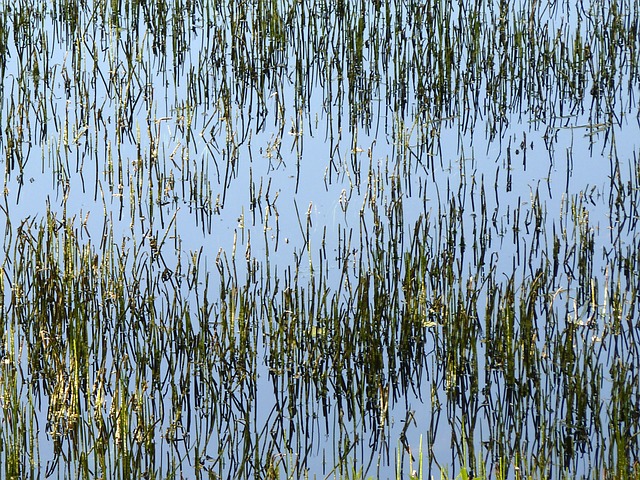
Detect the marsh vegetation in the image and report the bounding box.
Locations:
[1,0,639,479]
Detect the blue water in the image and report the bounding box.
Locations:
[1,1,639,478]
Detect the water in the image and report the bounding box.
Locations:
[1,1,640,479]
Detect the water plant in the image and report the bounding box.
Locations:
[0,0,639,479]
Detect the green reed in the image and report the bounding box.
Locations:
[0,0,639,479]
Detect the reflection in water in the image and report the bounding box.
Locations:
[0,0,639,479]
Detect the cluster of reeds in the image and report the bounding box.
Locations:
[1,0,639,479]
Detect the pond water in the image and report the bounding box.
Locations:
[1,1,639,479]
